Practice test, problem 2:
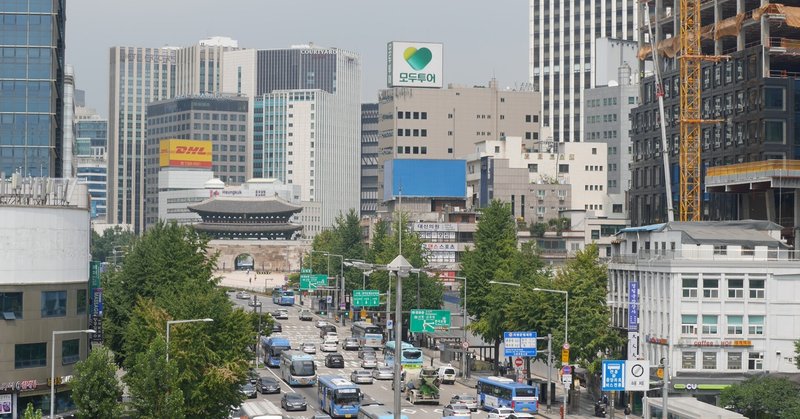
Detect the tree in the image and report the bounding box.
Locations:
[529,222,547,238]
[720,376,800,418]
[22,403,42,419]
[90,225,135,262]
[795,339,800,370]
[125,336,185,419]
[71,347,123,419]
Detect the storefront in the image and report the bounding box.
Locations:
[669,374,748,406]
[0,378,76,419]
[643,395,746,419]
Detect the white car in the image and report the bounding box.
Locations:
[324,331,339,343]
[350,369,374,384]
[320,340,338,352]
[300,342,316,354]
[437,365,457,384]
[315,320,329,328]
[450,394,478,412]
[442,404,471,417]
[487,406,515,419]
[371,366,394,380]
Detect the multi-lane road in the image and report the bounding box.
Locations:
[230,291,490,418]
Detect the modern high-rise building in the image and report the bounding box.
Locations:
[360,103,379,217]
[528,0,637,142]
[0,0,67,177]
[175,36,239,96]
[107,46,177,232]
[63,65,76,177]
[75,106,108,220]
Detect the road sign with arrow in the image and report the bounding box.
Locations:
[409,309,451,333]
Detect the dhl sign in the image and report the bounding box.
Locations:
[159,139,212,168]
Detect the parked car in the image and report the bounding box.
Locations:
[437,365,457,384]
[236,291,250,300]
[324,353,345,368]
[350,369,374,384]
[272,322,282,333]
[281,393,307,411]
[372,366,394,380]
[299,309,313,321]
[450,394,478,412]
[256,376,281,394]
[360,353,378,369]
[320,340,338,352]
[342,337,360,351]
[301,342,316,354]
[442,404,472,417]
[240,383,257,399]
[487,407,515,419]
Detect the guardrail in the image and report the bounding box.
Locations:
[610,248,800,263]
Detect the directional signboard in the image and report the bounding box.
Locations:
[300,273,327,290]
[624,360,649,391]
[601,360,626,391]
[409,309,451,333]
[353,290,380,307]
[504,331,538,357]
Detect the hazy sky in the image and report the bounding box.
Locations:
[66,0,529,117]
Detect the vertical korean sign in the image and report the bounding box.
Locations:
[628,281,640,360]
[89,261,104,342]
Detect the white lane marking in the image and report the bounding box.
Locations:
[381,385,388,391]
[263,366,295,393]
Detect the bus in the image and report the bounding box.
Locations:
[357,405,409,419]
[317,375,362,418]
[279,350,317,386]
[351,321,383,349]
[261,336,291,368]
[476,376,539,414]
[383,341,423,369]
[272,288,295,306]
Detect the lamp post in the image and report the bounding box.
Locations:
[254,295,263,367]
[387,254,413,419]
[450,276,469,378]
[166,318,214,362]
[313,251,345,324]
[51,329,95,418]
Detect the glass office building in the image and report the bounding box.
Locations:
[0,0,66,177]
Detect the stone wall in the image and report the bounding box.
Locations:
[208,239,311,273]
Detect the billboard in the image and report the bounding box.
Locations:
[159,139,212,168]
[383,159,466,201]
[387,41,443,88]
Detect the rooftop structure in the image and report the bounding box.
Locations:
[188,196,302,240]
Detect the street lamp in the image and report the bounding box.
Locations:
[51,329,95,418]
[166,318,214,362]
[387,254,413,419]
[449,276,469,378]
[312,251,345,324]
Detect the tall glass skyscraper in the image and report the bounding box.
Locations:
[0,0,66,177]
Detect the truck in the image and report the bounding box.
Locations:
[404,366,441,405]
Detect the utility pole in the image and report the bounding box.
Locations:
[662,357,669,419]
[547,334,553,412]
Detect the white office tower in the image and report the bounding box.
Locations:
[175,37,240,96]
[529,0,638,142]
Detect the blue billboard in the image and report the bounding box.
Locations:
[383,159,466,201]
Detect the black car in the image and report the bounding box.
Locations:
[324,353,345,368]
[281,393,307,411]
[240,382,257,399]
[256,376,281,394]
[272,322,282,333]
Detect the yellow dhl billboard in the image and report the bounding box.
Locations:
[159,139,212,168]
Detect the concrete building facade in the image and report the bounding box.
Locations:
[175,37,240,96]
[361,103,379,217]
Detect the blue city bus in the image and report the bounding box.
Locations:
[476,376,539,414]
[350,321,383,349]
[262,336,291,368]
[279,350,317,386]
[383,341,423,369]
[317,375,362,418]
[272,288,295,306]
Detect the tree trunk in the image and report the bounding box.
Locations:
[493,339,501,375]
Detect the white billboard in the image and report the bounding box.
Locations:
[387,41,443,88]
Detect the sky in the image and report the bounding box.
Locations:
[65,0,530,117]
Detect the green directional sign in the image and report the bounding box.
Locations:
[300,274,327,290]
[353,290,380,307]
[410,309,451,333]
[301,268,312,274]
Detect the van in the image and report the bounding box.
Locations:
[437,364,457,384]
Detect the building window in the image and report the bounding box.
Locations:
[528,164,538,173]
[749,278,765,298]
[681,351,696,369]
[397,129,404,136]
[702,352,717,369]
[421,146,427,154]
[77,289,87,315]
[421,112,427,119]
[41,291,67,318]
[62,339,80,365]
[702,315,718,334]
[681,314,697,334]
[727,315,743,335]
[748,315,764,335]
[591,230,600,240]
[764,87,784,110]
[1,292,23,319]
[558,164,569,173]
[748,352,763,370]
[682,277,698,298]
[727,278,744,298]
[15,343,47,369]
[612,204,623,213]
[397,146,403,154]
[703,277,719,298]
[764,120,785,143]
[727,352,742,370]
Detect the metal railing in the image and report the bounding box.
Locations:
[610,248,800,263]
[706,159,800,178]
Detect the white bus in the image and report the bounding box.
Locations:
[279,350,317,386]
[351,321,383,349]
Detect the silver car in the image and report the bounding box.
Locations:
[442,403,472,417]
[450,394,479,412]
[360,353,378,369]
[371,366,394,380]
[350,369,374,384]
[301,342,316,354]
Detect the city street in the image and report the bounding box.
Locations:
[230,291,490,418]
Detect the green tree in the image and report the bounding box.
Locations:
[720,376,800,418]
[90,225,135,262]
[529,222,547,238]
[71,347,123,419]
[125,336,186,419]
[795,339,800,370]
[22,403,42,419]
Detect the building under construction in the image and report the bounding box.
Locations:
[631,1,800,243]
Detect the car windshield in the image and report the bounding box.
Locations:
[456,395,475,402]
[291,360,315,376]
[451,404,469,411]
[286,394,304,402]
[242,383,254,390]
[334,389,361,405]
[263,378,277,385]
[379,367,391,373]
[355,370,370,376]
[363,353,376,359]
[515,388,536,397]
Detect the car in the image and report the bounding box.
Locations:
[324,331,339,343]
[272,322,282,333]
[248,298,262,307]
[236,291,250,300]
[350,369,374,384]
[311,415,333,419]
[246,368,259,384]
[256,376,281,394]
[442,404,472,418]
[342,337,360,351]
[301,342,316,354]
[320,340,338,352]
[487,406,515,419]
[319,325,337,338]
[450,394,478,412]
[360,353,378,369]
[358,348,376,359]
[315,320,329,328]
[507,414,535,419]
[372,366,394,380]
[273,309,289,320]
[280,393,307,411]
[240,382,257,399]
[324,353,345,368]
[299,309,313,321]
[437,365,457,384]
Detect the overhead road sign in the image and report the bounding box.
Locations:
[409,309,451,333]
